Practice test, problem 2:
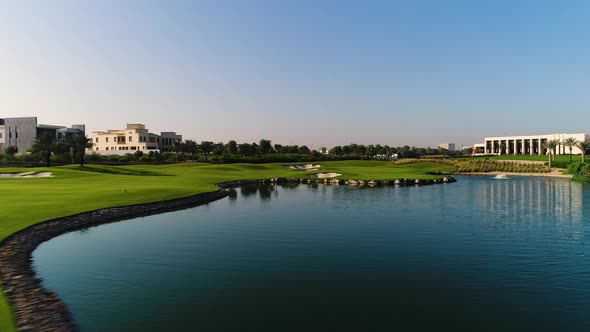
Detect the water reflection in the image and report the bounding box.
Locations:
[258,185,273,200]
[238,184,278,201]
[480,177,583,223]
[239,185,259,198]
[227,188,238,200]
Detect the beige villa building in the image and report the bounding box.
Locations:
[88,124,182,155]
[472,133,589,156]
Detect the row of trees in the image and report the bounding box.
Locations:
[169,140,464,161]
[543,138,590,167]
[29,132,93,167]
[4,135,472,166]
[170,139,314,161]
[328,144,464,159]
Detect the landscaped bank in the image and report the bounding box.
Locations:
[0,161,455,331]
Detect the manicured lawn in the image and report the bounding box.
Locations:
[305,160,456,180]
[0,161,455,330]
[481,155,582,163]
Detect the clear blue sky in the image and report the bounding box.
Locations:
[1,0,589,149]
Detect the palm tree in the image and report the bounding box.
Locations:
[199,141,214,160]
[30,132,56,167]
[576,141,590,163]
[172,140,183,161]
[184,140,199,161]
[563,137,578,162]
[67,133,94,167]
[543,139,560,168]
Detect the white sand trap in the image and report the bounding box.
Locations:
[289,164,321,170]
[0,171,54,178]
[311,172,342,178]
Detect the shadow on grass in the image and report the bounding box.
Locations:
[72,166,172,177]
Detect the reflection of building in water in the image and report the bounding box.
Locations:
[482,178,583,223]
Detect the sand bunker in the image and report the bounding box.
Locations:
[0,171,54,178]
[311,172,342,178]
[289,164,321,171]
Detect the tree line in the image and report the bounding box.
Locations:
[0,135,468,167]
[0,132,93,167]
[541,138,590,167]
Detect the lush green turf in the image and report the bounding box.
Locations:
[0,161,455,330]
[481,155,582,163]
[305,160,456,180]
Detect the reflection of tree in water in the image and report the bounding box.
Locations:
[240,185,258,198]
[258,184,275,201]
[227,188,238,200]
[279,183,300,189]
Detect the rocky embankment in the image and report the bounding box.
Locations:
[266,176,456,186]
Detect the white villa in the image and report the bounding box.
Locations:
[472,133,589,156]
[88,124,182,155]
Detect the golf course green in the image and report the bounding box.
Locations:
[0,160,456,331]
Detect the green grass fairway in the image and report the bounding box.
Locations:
[0,161,455,330]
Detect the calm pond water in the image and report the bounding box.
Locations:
[33,176,590,331]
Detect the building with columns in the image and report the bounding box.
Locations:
[472,133,589,156]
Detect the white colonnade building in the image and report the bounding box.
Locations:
[472,133,589,156]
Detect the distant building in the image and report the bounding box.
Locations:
[438,143,456,151]
[0,117,85,153]
[89,124,182,155]
[473,133,590,156]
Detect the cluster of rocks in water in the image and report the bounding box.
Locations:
[266,176,456,187]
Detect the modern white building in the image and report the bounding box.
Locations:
[0,117,85,153]
[89,124,182,155]
[472,133,589,156]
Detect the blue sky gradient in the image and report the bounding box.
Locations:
[1,0,589,148]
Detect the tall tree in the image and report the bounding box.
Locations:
[238,143,253,156]
[67,133,94,167]
[172,140,184,161]
[329,146,343,156]
[543,139,559,167]
[366,145,376,158]
[30,132,56,167]
[576,141,590,163]
[297,145,311,154]
[563,137,578,162]
[258,139,273,155]
[225,140,238,154]
[199,141,215,160]
[212,143,225,156]
[550,139,560,161]
[184,140,199,161]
